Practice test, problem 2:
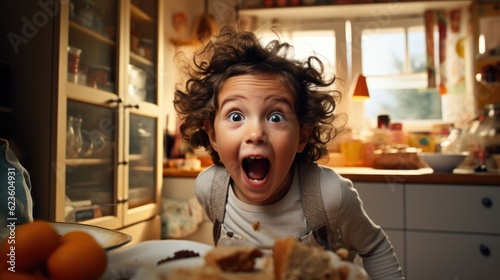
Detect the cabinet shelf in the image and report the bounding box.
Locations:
[475,54,500,62]
[131,4,153,23]
[130,52,154,66]
[69,21,115,46]
[130,166,154,172]
[66,158,111,166]
[240,0,471,20]
[478,80,500,86]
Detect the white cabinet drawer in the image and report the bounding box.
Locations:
[406,184,500,234]
[355,182,404,229]
[406,232,500,280]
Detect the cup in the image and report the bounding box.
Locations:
[67,46,82,83]
[87,65,110,89]
[340,139,364,167]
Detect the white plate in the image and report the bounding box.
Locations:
[0,222,132,251]
[53,222,132,250]
[101,240,368,280]
[101,240,212,280]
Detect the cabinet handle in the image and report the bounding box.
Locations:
[124,104,140,109]
[479,244,491,257]
[118,161,128,165]
[108,97,123,104]
[482,197,493,208]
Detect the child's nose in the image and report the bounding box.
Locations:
[245,121,267,144]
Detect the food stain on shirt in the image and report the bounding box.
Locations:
[252,221,260,231]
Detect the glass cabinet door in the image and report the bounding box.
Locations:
[473,1,500,113]
[65,100,117,223]
[129,0,158,105]
[128,113,157,209]
[68,0,118,93]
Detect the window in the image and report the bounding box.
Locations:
[256,17,443,127]
[257,24,339,81]
[351,18,442,122]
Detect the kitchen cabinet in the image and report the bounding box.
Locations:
[406,232,500,280]
[2,0,164,242]
[472,0,500,114]
[355,181,500,279]
[355,183,406,275]
[405,183,500,279]
[406,184,500,234]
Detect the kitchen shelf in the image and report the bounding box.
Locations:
[131,4,153,23]
[66,158,111,166]
[478,80,500,86]
[130,52,154,66]
[69,21,115,46]
[130,166,154,172]
[240,0,471,20]
[475,53,500,61]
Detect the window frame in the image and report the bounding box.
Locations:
[350,17,446,129]
[262,16,456,131]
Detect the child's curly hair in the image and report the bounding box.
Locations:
[174,26,342,165]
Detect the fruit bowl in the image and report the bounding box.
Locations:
[418,152,468,173]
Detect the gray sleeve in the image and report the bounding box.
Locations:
[337,177,405,280]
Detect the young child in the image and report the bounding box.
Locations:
[174,26,404,279]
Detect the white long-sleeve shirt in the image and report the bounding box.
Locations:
[195,164,405,280]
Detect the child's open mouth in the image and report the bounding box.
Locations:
[243,157,270,181]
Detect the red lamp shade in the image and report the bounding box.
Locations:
[350,73,370,101]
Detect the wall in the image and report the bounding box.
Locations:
[161,1,236,135]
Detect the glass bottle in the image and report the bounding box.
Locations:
[73,117,83,157]
[390,122,407,147]
[478,103,500,173]
[66,116,76,158]
[440,127,462,153]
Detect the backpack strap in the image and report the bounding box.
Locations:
[209,165,231,245]
[298,162,330,250]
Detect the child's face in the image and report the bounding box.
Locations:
[205,74,311,206]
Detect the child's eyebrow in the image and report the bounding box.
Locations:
[266,96,295,107]
[219,95,246,108]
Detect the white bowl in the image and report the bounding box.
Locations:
[418,152,468,173]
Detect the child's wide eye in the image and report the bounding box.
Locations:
[228,111,244,122]
[268,113,285,123]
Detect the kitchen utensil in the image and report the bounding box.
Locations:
[193,0,217,43]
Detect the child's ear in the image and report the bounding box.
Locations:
[297,125,313,153]
[204,120,218,152]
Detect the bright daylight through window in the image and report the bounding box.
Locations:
[268,16,444,125]
[359,22,442,121]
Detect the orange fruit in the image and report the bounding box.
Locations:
[0,220,60,273]
[46,231,107,280]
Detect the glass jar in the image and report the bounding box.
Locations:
[73,0,103,33]
[478,103,500,173]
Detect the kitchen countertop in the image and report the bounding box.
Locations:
[164,166,500,186]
